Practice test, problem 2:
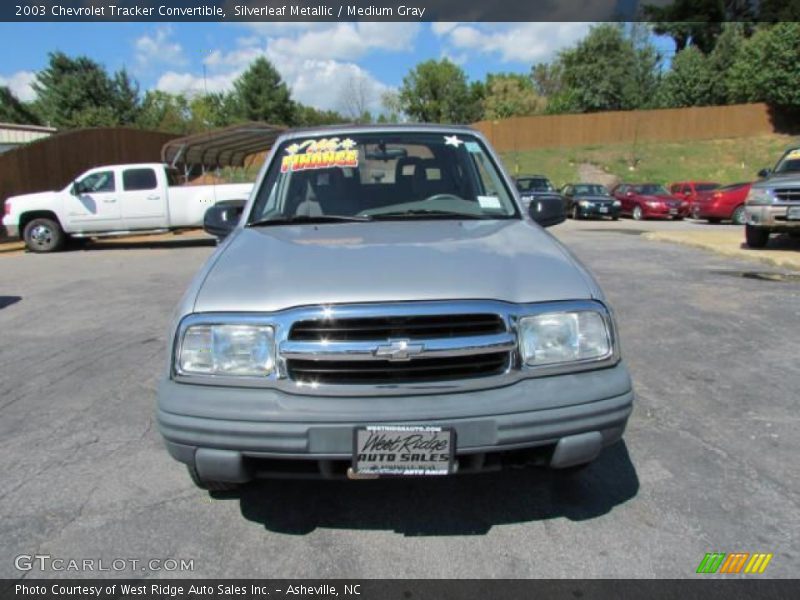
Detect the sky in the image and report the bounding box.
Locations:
[0,22,675,114]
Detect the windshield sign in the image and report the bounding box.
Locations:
[248,132,519,224]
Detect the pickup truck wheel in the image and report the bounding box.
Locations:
[23,218,65,253]
[187,464,239,492]
[745,224,770,249]
[632,205,644,221]
[731,205,746,225]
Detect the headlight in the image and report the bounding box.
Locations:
[646,201,660,208]
[578,200,590,207]
[746,188,773,205]
[519,311,611,366]
[612,200,621,207]
[178,324,275,376]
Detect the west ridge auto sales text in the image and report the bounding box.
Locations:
[15,583,352,597]
[235,5,427,17]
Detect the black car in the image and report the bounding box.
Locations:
[514,175,563,210]
[561,183,620,220]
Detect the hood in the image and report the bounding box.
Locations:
[641,194,681,204]
[575,195,614,203]
[755,173,800,189]
[193,220,593,313]
[6,190,59,205]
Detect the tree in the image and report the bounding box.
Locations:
[727,22,800,107]
[294,104,345,126]
[546,24,657,113]
[380,90,404,122]
[338,74,373,122]
[398,59,478,124]
[32,52,117,127]
[643,0,729,54]
[229,57,295,126]
[657,46,715,107]
[111,69,141,126]
[188,92,237,132]
[0,86,41,125]
[137,90,191,134]
[481,73,546,119]
[706,23,746,104]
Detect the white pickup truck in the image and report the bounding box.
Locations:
[2,163,253,252]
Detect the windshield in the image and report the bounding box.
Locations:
[572,184,608,196]
[774,149,800,175]
[516,177,553,192]
[248,132,519,224]
[695,183,719,191]
[634,184,669,195]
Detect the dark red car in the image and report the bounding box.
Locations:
[669,181,720,204]
[690,182,751,225]
[611,183,689,220]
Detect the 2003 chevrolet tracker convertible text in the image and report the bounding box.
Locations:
[156,125,634,490]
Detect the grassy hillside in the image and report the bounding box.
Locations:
[500,134,798,189]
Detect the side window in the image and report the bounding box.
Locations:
[78,171,115,193]
[123,168,158,192]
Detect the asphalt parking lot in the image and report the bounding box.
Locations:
[1,219,798,579]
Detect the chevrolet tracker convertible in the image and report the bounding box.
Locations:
[156,124,634,489]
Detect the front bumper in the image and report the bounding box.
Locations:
[1,217,19,239]
[157,363,634,480]
[575,204,620,218]
[643,205,688,219]
[746,205,800,231]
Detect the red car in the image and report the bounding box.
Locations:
[669,181,720,204]
[690,182,751,225]
[611,183,690,220]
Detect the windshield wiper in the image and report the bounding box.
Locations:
[369,210,501,220]
[248,215,373,227]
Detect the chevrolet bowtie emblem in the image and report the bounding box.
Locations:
[374,339,425,361]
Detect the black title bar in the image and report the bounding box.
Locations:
[4,0,793,22]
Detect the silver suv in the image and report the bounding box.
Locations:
[745,146,800,248]
[157,125,634,490]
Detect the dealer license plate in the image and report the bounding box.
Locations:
[787,206,800,220]
[352,426,455,476]
[669,208,679,215]
[599,206,609,214]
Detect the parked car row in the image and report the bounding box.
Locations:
[512,177,749,225]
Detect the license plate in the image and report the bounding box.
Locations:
[669,208,679,215]
[599,206,609,214]
[352,426,455,476]
[787,207,800,220]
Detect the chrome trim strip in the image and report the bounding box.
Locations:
[280,333,516,362]
[172,299,619,397]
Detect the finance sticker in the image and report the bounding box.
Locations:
[281,138,359,173]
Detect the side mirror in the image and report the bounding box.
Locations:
[204,201,245,240]
[528,195,566,228]
[757,168,771,179]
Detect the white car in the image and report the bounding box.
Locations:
[2,163,253,252]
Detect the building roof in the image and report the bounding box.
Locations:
[161,122,286,169]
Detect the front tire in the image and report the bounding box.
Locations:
[632,205,644,221]
[745,224,770,249]
[23,217,65,253]
[731,205,746,226]
[187,465,240,492]
[571,205,581,220]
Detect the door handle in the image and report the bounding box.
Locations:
[103,198,117,203]
[147,195,161,200]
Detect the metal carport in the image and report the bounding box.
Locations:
[161,122,286,169]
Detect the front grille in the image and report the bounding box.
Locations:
[775,188,800,203]
[287,352,510,385]
[289,313,505,341]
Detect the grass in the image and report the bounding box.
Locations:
[500,134,798,189]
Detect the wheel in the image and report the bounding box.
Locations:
[745,224,770,249]
[571,205,580,220]
[632,205,644,221]
[187,464,239,492]
[23,217,65,253]
[611,215,619,221]
[731,205,746,226]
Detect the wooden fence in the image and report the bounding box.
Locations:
[473,103,789,153]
